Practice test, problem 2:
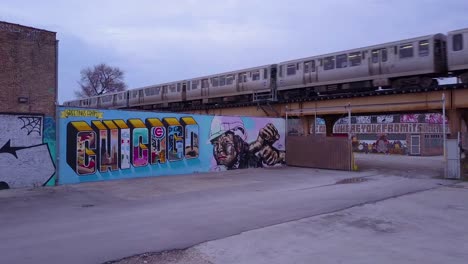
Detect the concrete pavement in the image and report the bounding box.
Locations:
[159,182,468,264]
[0,154,461,264]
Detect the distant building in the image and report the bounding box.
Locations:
[0,21,58,117]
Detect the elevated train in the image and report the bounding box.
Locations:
[64,27,468,109]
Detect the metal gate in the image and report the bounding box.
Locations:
[446,133,461,179]
[410,135,421,155]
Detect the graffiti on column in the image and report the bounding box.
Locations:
[0,114,55,188]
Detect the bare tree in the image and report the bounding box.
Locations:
[75,63,127,98]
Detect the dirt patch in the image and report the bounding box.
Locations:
[106,248,212,264]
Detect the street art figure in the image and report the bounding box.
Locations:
[208,116,285,171]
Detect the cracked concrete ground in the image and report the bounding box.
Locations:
[1,154,465,264]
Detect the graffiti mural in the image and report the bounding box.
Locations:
[0,114,55,188]
[58,107,286,184]
[208,116,285,171]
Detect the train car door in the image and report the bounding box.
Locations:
[139,90,144,104]
[201,79,209,97]
[369,49,382,75]
[238,72,246,92]
[182,82,187,101]
[303,60,317,84]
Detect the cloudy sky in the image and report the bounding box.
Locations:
[1,0,467,103]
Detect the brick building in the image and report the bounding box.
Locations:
[0,21,57,116]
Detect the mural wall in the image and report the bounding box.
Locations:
[286,113,448,156]
[58,107,286,184]
[0,113,56,189]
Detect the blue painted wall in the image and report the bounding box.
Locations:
[57,107,286,184]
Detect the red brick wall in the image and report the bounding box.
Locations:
[0,21,57,117]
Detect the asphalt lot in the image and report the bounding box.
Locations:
[1,154,465,264]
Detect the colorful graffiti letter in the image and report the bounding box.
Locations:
[67,121,97,175]
[163,118,184,162]
[128,119,149,167]
[146,118,167,164]
[181,117,199,159]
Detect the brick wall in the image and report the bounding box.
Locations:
[0,21,57,117]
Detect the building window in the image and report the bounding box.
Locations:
[453,34,463,51]
[348,52,361,66]
[287,64,296,76]
[324,56,335,70]
[419,40,430,56]
[336,54,347,68]
[399,43,414,58]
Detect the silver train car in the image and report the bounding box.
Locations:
[188,64,276,104]
[447,28,468,83]
[63,27,468,109]
[277,33,447,96]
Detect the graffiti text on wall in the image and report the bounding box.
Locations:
[334,123,449,134]
[67,117,199,175]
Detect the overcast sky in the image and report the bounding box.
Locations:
[1,0,467,103]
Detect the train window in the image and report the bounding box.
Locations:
[263,68,268,80]
[371,50,379,63]
[324,56,335,70]
[304,61,316,72]
[453,34,463,51]
[287,64,296,75]
[170,84,176,92]
[336,54,347,68]
[132,91,138,98]
[177,83,181,92]
[296,63,300,70]
[201,79,209,88]
[239,73,247,83]
[192,80,199,89]
[399,43,413,58]
[163,86,168,93]
[226,75,234,85]
[211,77,219,87]
[419,40,429,56]
[279,65,283,77]
[381,48,388,62]
[362,51,367,60]
[304,62,310,73]
[155,87,160,94]
[252,71,260,81]
[318,59,323,67]
[219,76,226,86]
